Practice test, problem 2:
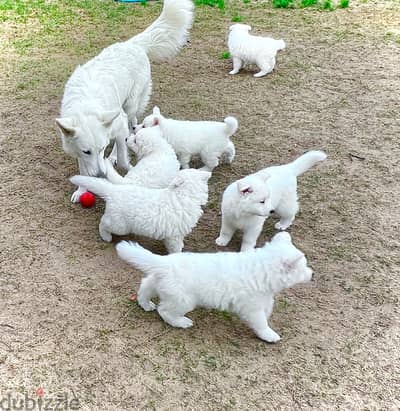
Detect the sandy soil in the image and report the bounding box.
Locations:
[0,1,399,409]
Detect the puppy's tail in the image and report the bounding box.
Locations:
[276,39,286,51]
[116,241,169,276]
[224,116,239,136]
[70,175,114,201]
[289,151,327,177]
[130,0,194,62]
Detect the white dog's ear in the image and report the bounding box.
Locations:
[153,106,161,116]
[259,172,271,182]
[282,254,303,272]
[100,110,120,127]
[56,117,76,138]
[237,180,253,195]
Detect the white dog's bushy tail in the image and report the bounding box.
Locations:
[224,117,239,136]
[289,151,327,176]
[116,241,168,275]
[130,0,194,62]
[70,176,114,200]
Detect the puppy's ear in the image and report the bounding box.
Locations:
[259,171,271,182]
[237,180,253,195]
[153,106,161,116]
[56,117,76,138]
[282,254,303,273]
[245,25,252,31]
[100,110,120,127]
[196,170,212,182]
[153,117,159,126]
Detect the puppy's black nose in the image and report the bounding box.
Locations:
[270,210,275,214]
[125,137,128,142]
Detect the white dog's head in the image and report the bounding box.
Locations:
[236,175,273,217]
[126,126,164,158]
[229,23,252,33]
[264,232,313,291]
[56,110,129,177]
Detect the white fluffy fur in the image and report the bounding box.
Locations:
[70,169,210,253]
[140,106,238,171]
[105,126,180,188]
[116,232,313,342]
[56,0,194,202]
[216,151,327,251]
[228,24,285,78]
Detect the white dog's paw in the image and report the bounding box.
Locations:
[229,70,239,75]
[139,300,156,312]
[71,186,86,203]
[175,316,193,329]
[215,236,229,247]
[260,329,281,343]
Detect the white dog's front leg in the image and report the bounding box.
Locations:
[115,135,131,172]
[216,217,235,247]
[71,159,88,203]
[229,57,243,75]
[240,221,264,251]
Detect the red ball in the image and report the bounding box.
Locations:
[79,191,96,208]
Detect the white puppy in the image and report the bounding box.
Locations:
[140,106,238,171]
[116,232,313,342]
[56,0,194,202]
[228,24,285,78]
[70,169,210,253]
[105,126,180,188]
[216,151,327,251]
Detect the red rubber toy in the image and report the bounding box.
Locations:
[79,191,96,208]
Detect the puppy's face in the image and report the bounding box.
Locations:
[126,127,162,156]
[229,23,252,33]
[268,232,313,288]
[236,177,273,217]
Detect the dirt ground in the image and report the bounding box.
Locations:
[1,0,399,409]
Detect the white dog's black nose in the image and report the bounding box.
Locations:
[270,210,275,214]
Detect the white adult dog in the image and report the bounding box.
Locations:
[116,232,313,342]
[140,106,238,171]
[70,169,210,253]
[228,24,285,78]
[56,0,194,202]
[216,151,327,251]
[105,126,180,188]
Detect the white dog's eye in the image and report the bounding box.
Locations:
[82,150,91,155]
[260,200,265,204]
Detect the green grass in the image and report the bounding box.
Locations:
[231,14,243,22]
[321,0,334,10]
[339,0,350,7]
[219,51,231,59]
[194,0,225,10]
[273,0,294,8]
[301,0,318,7]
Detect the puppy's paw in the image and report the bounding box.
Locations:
[176,317,193,329]
[139,300,156,312]
[216,236,229,247]
[229,70,239,75]
[275,221,292,231]
[260,329,281,343]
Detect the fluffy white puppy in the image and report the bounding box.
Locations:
[216,151,327,251]
[105,126,180,188]
[139,106,238,171]
[70,169,210,253]
[56,0,194,202]
[116,232,313,342]
[228,24,285,78]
